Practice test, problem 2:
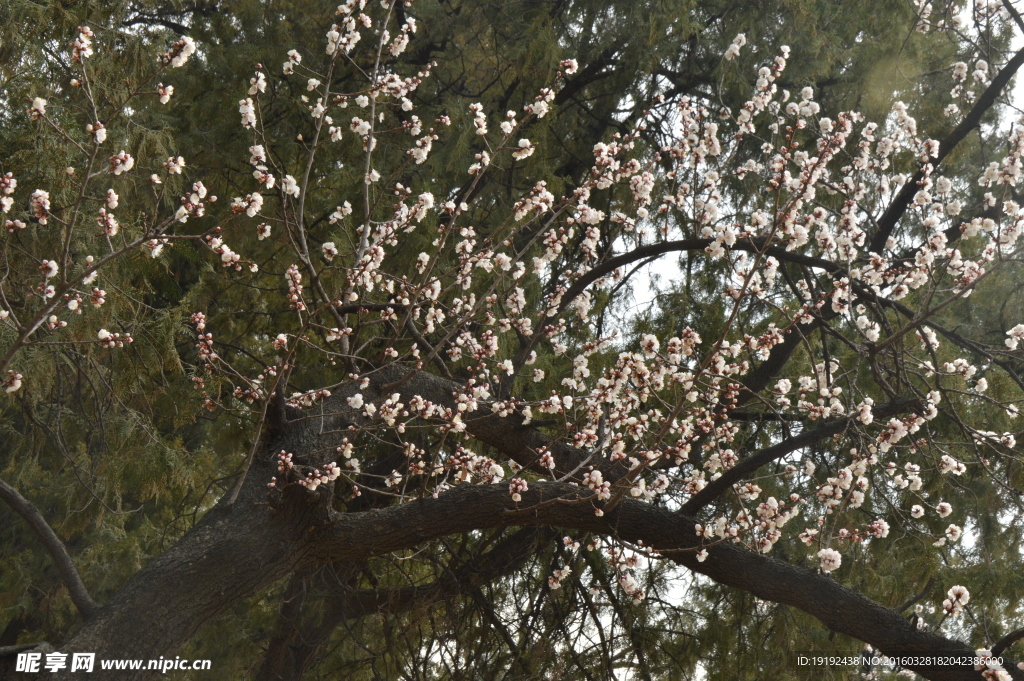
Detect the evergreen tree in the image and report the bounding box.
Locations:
[2,2,1024,680]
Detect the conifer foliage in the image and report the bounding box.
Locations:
[4,1,1024,679]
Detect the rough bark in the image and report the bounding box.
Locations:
[51,478,1010,680]
[4,365,1013,680]
[254,528,545,681]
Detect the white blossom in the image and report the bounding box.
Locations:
[29,97,47,119]
[247,71,267,96]
[239,98,257,129]
[1006,324,1024,350]
[817,548,841,573]
[166,36,196,68]
[723,33,746,60]
[282,175,300,197]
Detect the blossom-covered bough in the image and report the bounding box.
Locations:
[4,1,1024,679]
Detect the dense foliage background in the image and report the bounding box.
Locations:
[2,1,1024,680]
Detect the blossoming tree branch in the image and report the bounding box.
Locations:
[2,0,1024,679]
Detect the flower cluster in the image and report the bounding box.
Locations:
[942,585,969,615]
[817,548,841,573]
[285,265,305,310]
[96,329,132,348]
[508,477,528,502]
[3,371,23,394]
[71,26,94,62]
[162,36,197,68]
[109,151,135,175]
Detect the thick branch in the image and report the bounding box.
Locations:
[42,367,1011,681]
[48,441,1015,681]
[867,45,1024,253]
[554,236,852,325]
[0,478,97,620]
[301,364,592,477]
[994,627,1024,657]
[898,577,936,614]
[680,397,921,514]
[557,238,708,316]
[316,483,1014,681]
[1004,0,1024,34]
[337,527,543,617]
[255,527,545,681]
